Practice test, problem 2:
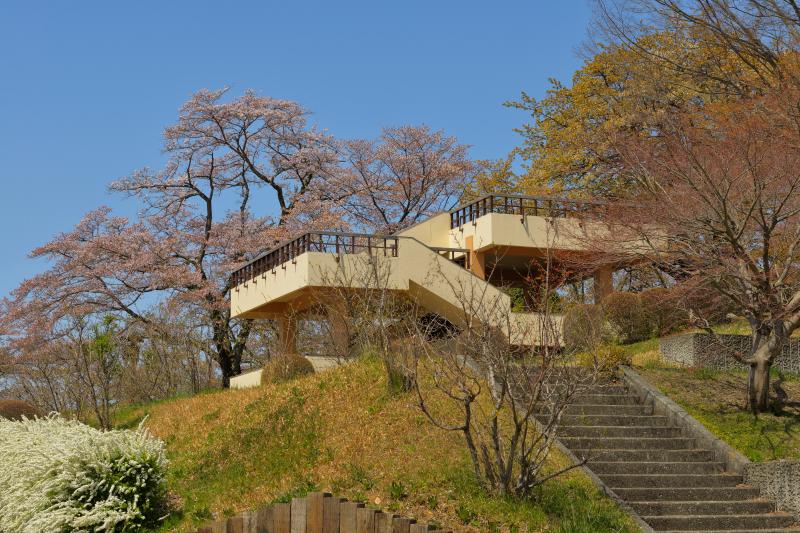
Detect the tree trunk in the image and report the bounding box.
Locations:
[210,310,247,388]
[749,359,771,412]
[748,336,780,413]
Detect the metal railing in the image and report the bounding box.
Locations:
[231,233,479,288]
[430,247,471,271]
[449,194,611,229]
[231,231,398,287]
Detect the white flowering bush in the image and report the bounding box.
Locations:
[0,415,168,532]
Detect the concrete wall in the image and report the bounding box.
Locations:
[446,213,593,252]
[230,369,263,390]
[745,461,800,519]
[660,332,800,373]
[396,212,452,248]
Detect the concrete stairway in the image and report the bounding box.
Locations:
[538,379,799,532]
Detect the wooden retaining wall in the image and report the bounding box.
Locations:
[196,492,451,533]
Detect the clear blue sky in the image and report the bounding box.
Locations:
[0,1,593,298]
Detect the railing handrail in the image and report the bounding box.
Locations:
[448,193,616,229]
[244,230,396,264]
[231,231,400,288]
[448,193,612,214]
[231,194,617,286]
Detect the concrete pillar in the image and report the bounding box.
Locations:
[328,309,354,358]
[594,266,614,304]
[278,314,298,355]
[465,236,486,280]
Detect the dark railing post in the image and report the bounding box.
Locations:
[233,196,620,286]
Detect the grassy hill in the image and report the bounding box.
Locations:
[617,320,800,463]
[115,357,638,532]
[636,366,800,462]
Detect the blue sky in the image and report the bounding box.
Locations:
[0,1,593,297]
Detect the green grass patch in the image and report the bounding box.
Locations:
[639,367,800,461]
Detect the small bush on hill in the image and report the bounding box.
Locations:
[602,292,653,344]
[386,337,418,393]
[0,400,41,421]
[261,354,315,385]
[0,415,167,532]
[683,285,736,325]
[576,345,631,373]
[562,304,608,351]
[640,287,688,335]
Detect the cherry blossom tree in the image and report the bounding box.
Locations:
[332,126,475,233]
[1,89,476,397]
[2,89,341,388]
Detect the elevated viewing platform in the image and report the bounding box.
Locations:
[230,194,622,350]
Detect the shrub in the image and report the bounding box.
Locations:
[0,415,167,531]
[562,304,608,351]
[640,287,688,335]
[261,354,315,385]
[576,345,631,373]
[0,400,41,421]
[683,284,736,325]
[602,292,653,344]
[386,337,418,393]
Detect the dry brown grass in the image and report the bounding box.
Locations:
[116,357,637,532]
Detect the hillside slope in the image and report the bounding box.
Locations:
[115,357,637,532]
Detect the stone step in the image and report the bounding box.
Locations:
[572,449,716,463]
[549,404,653,416]
[590,385,629,394]
[631,499,775,516]
[543,384,629,395]
[561,436,695,450]
[602,473,743,488]
[643,513,795,531]
[558,425,683,438]
[554,414,670,427]
[590,461,724,475]
[614,487,761,502]
[571,394,640,405]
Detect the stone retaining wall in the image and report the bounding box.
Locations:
[620,365,800,521]
[659,332,800,373]
[745,461,800,519]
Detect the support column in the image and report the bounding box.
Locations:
[593,265,614,304]
[465,236,486,280]
[328,307,354,358]
[278,314,298,355]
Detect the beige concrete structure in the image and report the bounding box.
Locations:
[229,368,263,390]
[230,194,632,352]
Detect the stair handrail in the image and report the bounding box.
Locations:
[231,231,399,287]
[449,193,613,228]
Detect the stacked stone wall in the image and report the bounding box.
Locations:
[660,333,800,374]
